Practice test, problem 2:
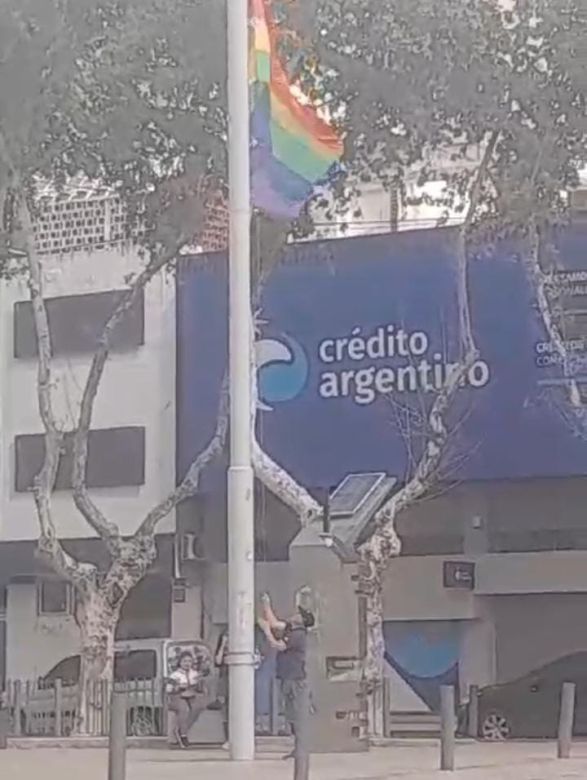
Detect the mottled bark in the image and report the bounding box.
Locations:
[19,181,226,733]
[138,375,229,537]
[25,207,98,591]
[76,591,118,735]
[71,244,183,554]
[524,222,583,410]
[74,537,159,734]
[250,311,322,525]
[357,133,498,735]
[252,439,322,525]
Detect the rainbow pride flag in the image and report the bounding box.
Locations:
[249,0,344,219]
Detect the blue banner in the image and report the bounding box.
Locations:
[176,226,587,488]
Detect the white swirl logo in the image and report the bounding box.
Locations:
[256,335,309,411]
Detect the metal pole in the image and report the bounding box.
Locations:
[54,679,63,738]
[467,685,479,739]
[440,685,455,772]
[557,682,575,759]
[13,681,22,737]
[108,691,127,780]
[270,676,280,736]
[0,691,9,749]
[293,682,311,780]
[227,0,255,763]
[382,676,391,739]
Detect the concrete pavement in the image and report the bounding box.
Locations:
[3,740,587,779]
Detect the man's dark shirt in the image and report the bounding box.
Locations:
[275,624,307,681]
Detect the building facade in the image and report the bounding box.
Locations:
[0,189,177,683]
[177,216,587,723]
[3,177,587,735]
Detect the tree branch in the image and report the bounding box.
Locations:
[71,242,183,548]
[24,207,96,591]
[249,304,322,525]
[360,130,499,565]
[25,217,58,436]
[252,439,322,525]
[135,375,230,539]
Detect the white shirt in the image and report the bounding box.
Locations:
[167,668,200,693]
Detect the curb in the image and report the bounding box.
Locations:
[6,736,294,751]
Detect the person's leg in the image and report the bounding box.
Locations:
[281,680,296,759]
[185,697,207,738]
[168,694,184,747]
[292,680,310,759]
[176,699,192,742]
[167,697,181,746]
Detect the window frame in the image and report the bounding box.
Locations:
[37,579,73,617]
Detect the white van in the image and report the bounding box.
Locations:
[19,638,216,737]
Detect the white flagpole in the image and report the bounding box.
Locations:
[226,0,256,762]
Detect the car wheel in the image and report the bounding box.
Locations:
[129,708,155,737]
[481,711,511,741]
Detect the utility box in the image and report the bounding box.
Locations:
[289,473,397,753]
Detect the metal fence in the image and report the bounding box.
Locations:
[1,676,288,739]
[1,678,167,738]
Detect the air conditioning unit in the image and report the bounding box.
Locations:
[180,532,206,562]
[570,189,587,214]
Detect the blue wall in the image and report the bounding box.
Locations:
[177,226,587,488]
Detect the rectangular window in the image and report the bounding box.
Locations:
[15,426,146,492]
[14,288,144,358]
[114,650,157,681]
[489,528,587,553]
[37,581,72,616]
[0,585,6,615]
[400,534,464,557]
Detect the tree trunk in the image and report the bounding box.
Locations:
[359,552,386,737]
[358,518,402,737]
[76,592,118,736]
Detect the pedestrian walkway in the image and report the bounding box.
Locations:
[3,740,587,780]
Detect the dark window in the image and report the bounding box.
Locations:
[489,528,587,553]
[400,534,464,557]
[41,655,80,687]
[113,650,157,681]
[40,649,158,687]
[0,585,6,614]
[14,289,144,358]
[562,311,587,340]
[37,581,71,616]
[116,575,171,640]
[15,426,146,492]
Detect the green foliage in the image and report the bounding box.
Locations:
[0,0,227,252]
[289,0,586,233]
[1,0,585,248]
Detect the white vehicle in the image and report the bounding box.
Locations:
[19,638,215,737]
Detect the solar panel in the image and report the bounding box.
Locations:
[329,472,386,518]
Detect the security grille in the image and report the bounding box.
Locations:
[31,177,226,256]
[33,188,129,256]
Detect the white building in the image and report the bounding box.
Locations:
[309,145,484,241]
[0,188,177,682]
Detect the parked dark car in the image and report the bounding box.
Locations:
[470,652,587,740]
